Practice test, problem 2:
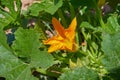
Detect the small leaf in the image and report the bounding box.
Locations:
[59,67,99,80]
[12,28,41,57]
[80,22,96,30]
[28,0,63,16]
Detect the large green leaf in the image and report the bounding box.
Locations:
[12,27,54,69]
[12,27,41,57]
[101,32,120,70]
[8,66,38,80]
[28,0,63,16]
[0,45,38,80]
[101,14,120,71]
[59,67,99,80]
[31,51,54,69]
[0,0,21,27]
[0,28,38,80]
[104,15,120,33]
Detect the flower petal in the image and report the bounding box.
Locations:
[63,40,73,50]
[65,17,77,40]
[44,17,78,53]
[43,35,63,45]
[52,17,66,38]
[68,17,77,31]
[65,30,75,41]
[48,43,63,53]
[72,42,78,52]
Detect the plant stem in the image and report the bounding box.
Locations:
[57,9,67,27]
[69,2,75,19]
[76,32,79,46]
[93,0,105,28]
[36,68,61,78]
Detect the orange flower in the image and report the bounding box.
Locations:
[43,17,78,53]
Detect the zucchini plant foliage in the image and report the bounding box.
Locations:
[0,0,120,80]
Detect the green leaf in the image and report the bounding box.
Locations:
[1,0,21,14]
[0,45,38,80]
[12,27,40,57]
[59,67,99,80]
[104,15,120,33]
[0,29,10,50]
[31,51,54,69]
[101,15,120,71]
[0,0,21,27]
[0,10,14,27]
[80,21,102,33]
[101,32,120,71]
[0,46,22,75]
[0,32,38,80]
[15,0,22,13]
[9,66,38,80]
[80,22,96,30]
[12,28,54,69]
[28,0,63,16]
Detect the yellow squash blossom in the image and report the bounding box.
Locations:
[43,17,78,53]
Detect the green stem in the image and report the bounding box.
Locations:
[76,32,79,46]
[69,2,75,19]
[35,19,47,40]
[81,28,87,40]
[89,46,95,57]
[99,16,105,28]
[57,9,67,27]
[93,0,105,28]
[36,68,61,78]
[87,50,95,60]
[42,21,54,34]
